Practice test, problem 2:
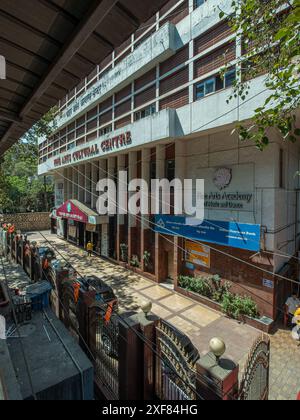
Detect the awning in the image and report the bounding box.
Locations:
[56,200,108,225]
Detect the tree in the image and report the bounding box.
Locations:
[220,0,300,149]
[0,108,57,213]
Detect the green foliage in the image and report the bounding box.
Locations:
[221,292,259,320]
[142,251,152,270]
[179,275,259,319]
[221,0,300,149]
[120,243,128,262]
[0,109,56,213]
[178,275,231,303]
[130,255,140,268]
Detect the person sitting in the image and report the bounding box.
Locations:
[284,294,300,327]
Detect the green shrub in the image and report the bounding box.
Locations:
[179,274,231,303]
[179,275,259,320]
[221,292,259,319]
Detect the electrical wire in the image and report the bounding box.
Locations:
[35,242,203,400]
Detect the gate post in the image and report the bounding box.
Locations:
[118,315,144,400]
[77,288,96,355]
[196,352,239,400]
[130,312,159,400]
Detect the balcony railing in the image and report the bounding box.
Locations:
[55,22,177,130]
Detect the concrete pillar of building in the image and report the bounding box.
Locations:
[155,144,165,282]
[67,168,73,200]
[91,161,99,210]
[141,148,151,272]
[108,157,116,258]
[73,167,79,200]
[98,159,109,257]
[128,152,137,262]
[78,165,85,203]
[63,169,68,202]
[117,155,126,262]
[85,163,92,205]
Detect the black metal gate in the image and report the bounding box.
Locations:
[155,320,200,400]
[239,334,270,401]
[88,303,119,400]
[60,280,80,342]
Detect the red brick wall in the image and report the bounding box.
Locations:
[160,0,189,26]
[100,110,112,125]
[160,88,189,110]
[99,96,112,112]
[194,21,233,55]
[160,46,189,76]
[135,86,156,108]
[115,85,132,103]
[182,242,276,319]
[160,67,189,95]
[115,115,131,129]
[135,68,156,91]
[115,99,131,118]
[194,42,236,78]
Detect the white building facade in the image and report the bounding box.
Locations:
[39,0,300,321]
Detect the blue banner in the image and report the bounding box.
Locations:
[154,215,261,252]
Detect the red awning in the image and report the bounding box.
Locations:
[56,200,97,224]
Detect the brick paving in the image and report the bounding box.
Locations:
[23,232,300,399]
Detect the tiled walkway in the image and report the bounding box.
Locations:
[28,232,259,365]
[24,232,300,399]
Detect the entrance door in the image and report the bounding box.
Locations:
[78,223,85,248]
[109,216,117,259]
[63,219,68,239]
[167,251,174,282]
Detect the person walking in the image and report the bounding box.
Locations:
[86,241,94,257]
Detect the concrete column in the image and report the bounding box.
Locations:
[73,167,79,200]
[63,169,68,202]
[155,144,165,282]
[91,161,99,210]
[155,65,160,113]
[128,152,137,262]
[117,155,126,261]
[189,40,194,103]
[85,163,92,205]
[67,168,73,201]
[141,148,151,271]
[175,140,186,215]
[78,165,85,203]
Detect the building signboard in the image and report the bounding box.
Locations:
[185,240,210,268]
[53,132,132,168]
[57,201,88,223]
[155,215,261,252]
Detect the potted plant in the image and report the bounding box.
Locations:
[120,243,128,263]
[130,255,140,268]
[142,251,152,271]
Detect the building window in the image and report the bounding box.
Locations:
[166,159,175,182]
[194,0,206,9]
[99,125,112,137]
[67,142,75,151]
[224,69,236,88]
[134,104,156,121]
[195,78,216,100]
[150,161,156,180]
[195,70,237,101]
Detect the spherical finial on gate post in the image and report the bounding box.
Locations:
[141,300,152,319]
[209,337,226,364]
